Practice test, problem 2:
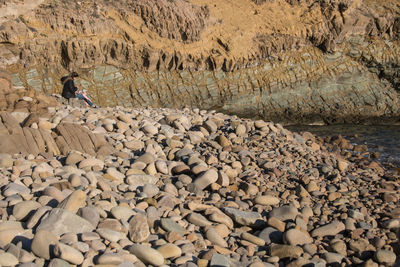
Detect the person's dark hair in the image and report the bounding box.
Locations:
[71,72,79,78]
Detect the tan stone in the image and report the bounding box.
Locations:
[157,243,182,259]
[241,232,265,246]
[197,259,209,267]
[57,190,86,213]
[268,217,286,232]
[31,230,58,260]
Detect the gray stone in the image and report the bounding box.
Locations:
[68,174,81,187]
[118,262,136,267]
[129,244,164,266]
[48,259,71,267]
[128,213,150,242]
[65,152,84,166]
[224,207,263,226]
[4,243,21,260]
[322,252,344,264]
[0,251,19,266]
[194,169,218,190]
[26,206,52,229]
[78,158,104,169]
[79,206,100,227]
[270,244,303,259]
[330,240,347,256]
[345,218,356,231]
[124,140,145,150]
[105,167,125,183]
[37,208,95,236]
[363,259,379,267]
[283,229,313,246]
[56,190,86,213]
[135,152,156,164]
[255,195,280,206]
[19,263,40,267]
[175,148,195,159]
[157,243,182,259]
[208,211,234,229]
[258,227,283,244]
[18,249,36,264]
[348,210,364,221]
[32,161,52,176]
[206,228,228,247]
[235,124,247,136]
[11,111,30,123]
[210,253,229,267]
[217,170,229,187]
[96,228,125,242]
[142,184,159,198]
[160,218,185,235]
[3,183,30,197]
[383,219,400,229]
[203,120,218,133]
[155,160,168,174]
[97,253,124,265]
[374,249,396,265]
[269,205,298,221]
[111,206,136,221]
[126,174,158,189]
[311,221,345,238]
[142,124,158,135]
[349,238,371,253]
[81,232,100,241]
[31,230,58,260]
[0,155,13,168]
[0,224,25,248]
[187,212,213,227]
[13,200,42,221]
[53,243,84,265]
[241,232,265,246]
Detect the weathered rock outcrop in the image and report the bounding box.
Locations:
[0,70,114,157]
[0,0,399,123]
[128,0,210,43]
[0,112,114,157]
[0,0,45,24]
[0,69,59,115]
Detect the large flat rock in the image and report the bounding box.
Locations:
[36,208,95,236]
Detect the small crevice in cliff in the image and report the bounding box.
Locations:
[60,41,71,70]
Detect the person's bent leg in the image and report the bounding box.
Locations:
[84,98,93,107]
[76,93,93,107]
[76,93,84,100]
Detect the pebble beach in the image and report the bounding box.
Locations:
[0,102,399,267]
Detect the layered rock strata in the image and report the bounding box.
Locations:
[0,112,114,157]
[0,0,399,123]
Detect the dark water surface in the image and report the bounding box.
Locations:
[286,124,400,167]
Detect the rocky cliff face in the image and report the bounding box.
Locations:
[0,0,399,124]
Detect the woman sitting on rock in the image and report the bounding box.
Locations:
[61,72,94,107]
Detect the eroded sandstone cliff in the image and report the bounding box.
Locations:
[0,0,399,123]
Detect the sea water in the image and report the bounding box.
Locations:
[286,124,400,168]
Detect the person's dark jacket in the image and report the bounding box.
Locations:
[61,76,78,99]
